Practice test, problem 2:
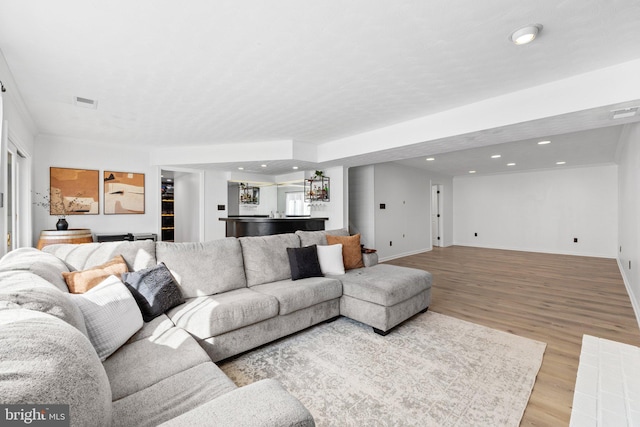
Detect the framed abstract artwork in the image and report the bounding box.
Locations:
[49,167,100,215]
[104,171,145,214]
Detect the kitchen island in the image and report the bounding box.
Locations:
[219,216,328,238]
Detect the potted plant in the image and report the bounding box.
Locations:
[33,189,82,230]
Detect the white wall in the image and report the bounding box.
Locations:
[374,163,431,260]
[203,170,230,241]
[348,165,375,248]
[453,165,618,258]
[617,122,640,320]
[1,51,37,254]
[174,171,202,242]
[32,135,158,243]
[311,165,346,231]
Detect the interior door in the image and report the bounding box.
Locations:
[431,185,441,247]
[5,141,22,252]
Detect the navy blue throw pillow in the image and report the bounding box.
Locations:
[286,245,324,281]
[122,262,184,322]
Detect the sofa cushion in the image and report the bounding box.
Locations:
[0,309,112,427]
[0,270,87,334]
[122,262,184,321]
[158,379,315,427]
[156,239,247,298]
[0,247,70,291]
[43,240,157,272]
[252,277,343,315]
[112,363,237,427]
[326,233,365,270]
[62,254,128,293]
[287,245,323,281]
[103,325,212,401]
[69,275,144,361]
[335,264,432,307]
[239,233,301,286]
[295,228,350,247]
[167,288,279,338]
[317,244,345,275]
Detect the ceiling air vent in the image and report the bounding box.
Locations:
[611,107,638,120]
[74,96,98,109]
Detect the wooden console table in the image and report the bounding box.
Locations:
[37,229,93,250]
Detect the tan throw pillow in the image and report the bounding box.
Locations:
[326,234,365,270]
[62,255,128,294]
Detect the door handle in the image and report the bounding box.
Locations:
[6,232,11,248]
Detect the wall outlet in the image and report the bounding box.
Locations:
[380,203,386,209]
[574,238,578,243]
[389,241,392,246]
[217,204,225,211]
[474,232,478,237]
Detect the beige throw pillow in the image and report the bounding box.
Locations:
[62,255,128,294]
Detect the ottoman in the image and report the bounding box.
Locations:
[335,264,432,335]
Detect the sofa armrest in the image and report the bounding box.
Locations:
[362,252,378,267]
[159,379,315,427]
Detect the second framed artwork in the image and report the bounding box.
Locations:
[104,171,145,214]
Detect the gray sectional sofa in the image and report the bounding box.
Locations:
[0,229,432,426]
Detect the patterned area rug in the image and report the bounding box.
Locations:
[219,312,546,427]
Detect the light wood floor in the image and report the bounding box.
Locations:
[386,246,640,427]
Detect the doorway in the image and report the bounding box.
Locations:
[431,184,443,248]
[160,168,204,242]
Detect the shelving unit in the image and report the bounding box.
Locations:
[161,180,174,241]
[240,183,260,205]
[304,175,330,202]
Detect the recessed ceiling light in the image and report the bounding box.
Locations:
[426,157,435,161]
[556,161,566,165]
[238,167,244,170]
[510,24,543,45]
[469,170,476,174]
[292,166,299,170]
[491,154,501,159]
[538,140,551,145]
[261,164,267,168]
[507,163,516,166]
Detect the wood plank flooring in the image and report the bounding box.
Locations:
[386,246,640,427]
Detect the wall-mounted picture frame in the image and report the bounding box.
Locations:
[104,171,145,214]
[50,167,100,215]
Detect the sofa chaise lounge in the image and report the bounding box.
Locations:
[0,229,432,426]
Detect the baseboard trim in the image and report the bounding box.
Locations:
[379,248,431,263]
[617,257,640,331]
[451,242,616,259]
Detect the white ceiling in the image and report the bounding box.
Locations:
[1,0,640,176]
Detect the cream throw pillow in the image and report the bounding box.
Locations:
[317,244,345,275]
[70,275,143,361]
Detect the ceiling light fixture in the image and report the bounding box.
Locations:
[292,166,299,170]
[426,157,435,161]
[238,167,244,170]
[556,161,566,165]
[491,154,501,159]
[507,163,516,166]
[611,107,638,120]
[510,24,543,45]
[538,140,551,145]
[469,170,476,174]
[261,164,267,168]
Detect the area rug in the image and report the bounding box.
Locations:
[219,312,546,427]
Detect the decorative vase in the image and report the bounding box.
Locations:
[56,218,69,231]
